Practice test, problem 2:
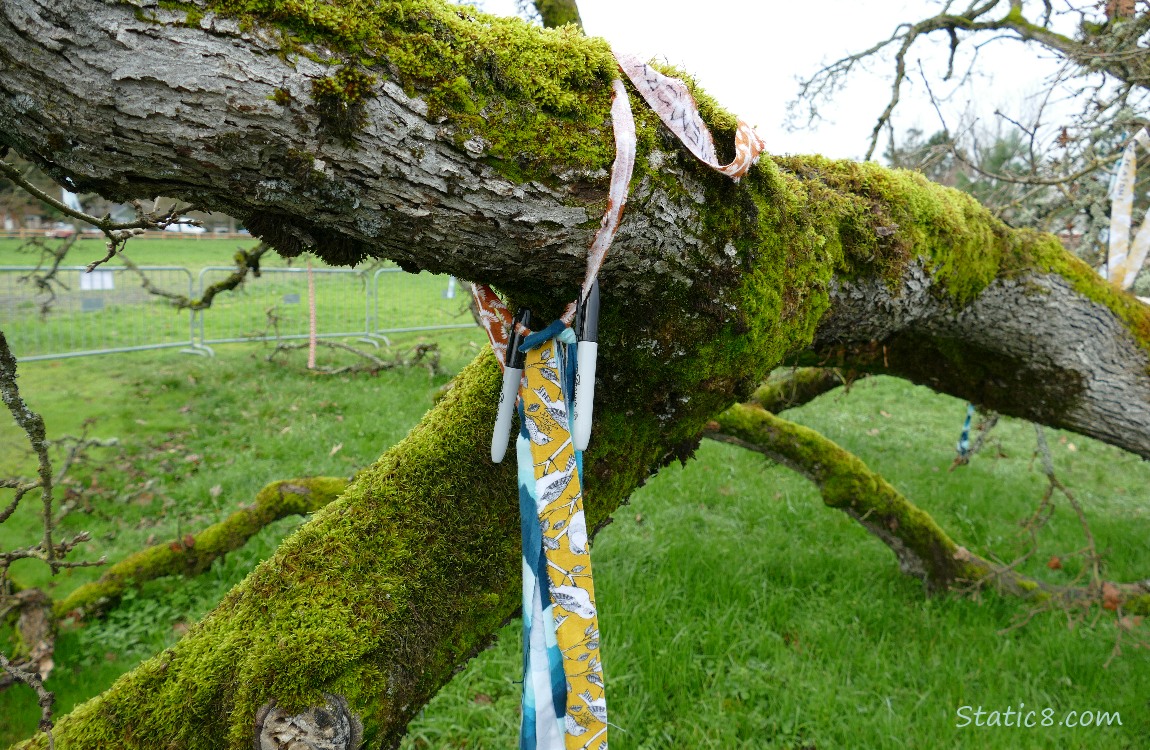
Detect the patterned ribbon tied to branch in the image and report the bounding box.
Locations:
[471,50,767,750]
[517,321,605,748]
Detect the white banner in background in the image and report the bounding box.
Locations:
[1106,128,1150,290]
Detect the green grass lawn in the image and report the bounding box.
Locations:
[1,338,1148,748]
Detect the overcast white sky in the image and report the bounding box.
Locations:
[474,0,1072,161]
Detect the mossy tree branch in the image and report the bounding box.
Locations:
[53,478,348,620]
[2,0,1150,746]
[747,367,851,413]
[707,403,1150,614]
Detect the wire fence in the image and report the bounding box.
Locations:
[0,266,198,361]
[0,265,477,361]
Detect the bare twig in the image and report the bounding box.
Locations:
[114,242,271,311]
[1,161,268,314]
[0,327,105,728]
[0,652,54,748]
[792,0,1150,259]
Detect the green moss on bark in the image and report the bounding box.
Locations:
[190,0,620,182]
[310,67,377,141]
[16,3,1150,746]
[749,368,845,413]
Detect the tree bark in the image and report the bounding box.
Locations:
[2,0,1150,746]
[532,0,583,29]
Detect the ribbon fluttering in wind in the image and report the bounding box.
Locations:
[469,51,768,750]
[1106,128,1150,291]
[956,403,975,460]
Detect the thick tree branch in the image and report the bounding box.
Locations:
[778,156,1150,459]
[530,0,583,30]
[747,367,850,413]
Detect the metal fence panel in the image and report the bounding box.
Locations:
[0,264,480,362]
[197,266,373,345]
[0,266,196,361]
[372,268,476,334]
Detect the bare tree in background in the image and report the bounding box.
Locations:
[795,0,1150,277]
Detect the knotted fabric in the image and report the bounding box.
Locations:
[470,49,769,750]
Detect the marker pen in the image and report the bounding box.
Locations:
[491,308,531,463]
[572,280,599,451]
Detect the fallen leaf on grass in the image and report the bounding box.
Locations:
[1102,582,1122,611]
[329,442,343,457]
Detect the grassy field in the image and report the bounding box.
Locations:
[0,238,473,359]
[1,336,1148,748]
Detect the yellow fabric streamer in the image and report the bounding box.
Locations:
[521,338,608,749]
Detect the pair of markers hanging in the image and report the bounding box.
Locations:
[472,51,767,750]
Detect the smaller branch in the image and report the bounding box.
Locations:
[526,0,582,29]
[0,331,57,569]
[746,367,852,413]
[0,652,54,749]
[0,160,195,237]
[705,403,1150,617]
[1034,425,1102,588]
[117,243,270,311]
[54,478,347,619]
[51,429,119,488]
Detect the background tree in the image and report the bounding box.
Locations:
[798,0,1150,278]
